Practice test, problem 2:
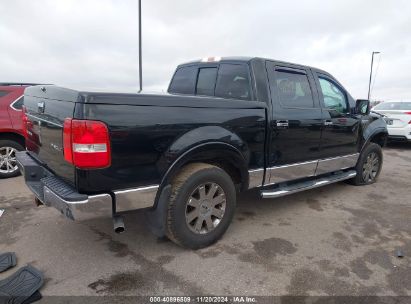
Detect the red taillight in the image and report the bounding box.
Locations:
[404,111,411,115]
[63,119,111,169]
[22,106,28,139]
[63,118,73,164]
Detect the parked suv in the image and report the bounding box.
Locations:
[0,83,40,178]
[16,57,388,248]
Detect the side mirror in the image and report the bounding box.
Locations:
[356,99,370,115]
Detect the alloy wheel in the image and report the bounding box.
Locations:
[362,152,380,183]
[185,182,226,234]
[0,147,18,174]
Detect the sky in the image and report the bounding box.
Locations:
[0,0,410,101]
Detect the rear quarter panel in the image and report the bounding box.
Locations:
[76,102,266,193]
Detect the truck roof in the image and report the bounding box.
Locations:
[178,56,328,74]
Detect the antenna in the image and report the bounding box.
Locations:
[138,0,143,93]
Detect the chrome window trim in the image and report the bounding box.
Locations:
[9,95,23,111]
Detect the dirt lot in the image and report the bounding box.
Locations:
[0,143,410,298]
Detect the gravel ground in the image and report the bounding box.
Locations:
[0,143,410,299]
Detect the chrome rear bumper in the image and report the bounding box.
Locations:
[16,152,158,221]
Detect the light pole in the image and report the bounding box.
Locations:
[367,51,380,100]
[138,0,143,93]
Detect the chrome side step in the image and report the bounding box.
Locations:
[261,170,357,199]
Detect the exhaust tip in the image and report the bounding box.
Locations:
[113,215,125,234]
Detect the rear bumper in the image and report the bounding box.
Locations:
[16,152,158,221]
[387,125,411,140]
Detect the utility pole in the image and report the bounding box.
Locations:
[138,0,143,92]
[367,51,380,100]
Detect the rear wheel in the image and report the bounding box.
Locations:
[0,140,24,179]
[349,143,383,185]
[166,163,236,249]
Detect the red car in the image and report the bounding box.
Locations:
[0,83,39,178]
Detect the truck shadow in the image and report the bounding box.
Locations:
[81,180,350,253]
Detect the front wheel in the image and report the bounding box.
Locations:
[349,143,383,185]
[0,140,24,179]
[166,163,236,249]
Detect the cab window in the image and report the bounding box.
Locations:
[11,96,24,110]
[168,66,197,95]
[196,68,217,97]
[318,78,348,113]
[215,64,251,101]
[275,70,314,108]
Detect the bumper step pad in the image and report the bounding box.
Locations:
[0,252,17,273]
[0,265,44,304]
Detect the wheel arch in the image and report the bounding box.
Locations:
[155,141,249,208]
[361,129,388,152]
[0,132,25,148]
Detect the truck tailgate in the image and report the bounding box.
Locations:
[24,85,78,186]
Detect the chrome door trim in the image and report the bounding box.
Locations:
[266,159,318,185]
[248,168,265,189]
[315,153,359,175]
[262,153,360,186]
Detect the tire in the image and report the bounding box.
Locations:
[0,140,24,179]
[166,163,236,249]
[349,143,383,185]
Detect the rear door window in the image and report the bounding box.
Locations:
[196,68,217,97]
[215,64,251,101]
[11,96,24,110]
[275,70,314,108]
[168,66,197,95]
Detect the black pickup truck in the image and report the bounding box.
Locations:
[16,57,388,249]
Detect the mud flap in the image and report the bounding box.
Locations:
[0,252,16,273]
[145,185,171,237]
[0,265,44,304]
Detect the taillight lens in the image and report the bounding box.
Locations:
[404,111,411,115]
[22,106,28,139]
[63,118,73,163]
[63,119,111,169]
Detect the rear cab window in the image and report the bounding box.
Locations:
[196,68,217,97]
[168,66,198,95]
[168,62,253,101]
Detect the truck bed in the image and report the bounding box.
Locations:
[24,85,267,194]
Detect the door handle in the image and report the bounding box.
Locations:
[324,120,333,126]
[276,120,289,128]
[37,101,45,113]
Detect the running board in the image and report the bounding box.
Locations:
[261,170,357,199]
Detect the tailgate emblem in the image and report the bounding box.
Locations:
[37,101,45,113]
[50,143,63,152]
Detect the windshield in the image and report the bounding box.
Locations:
[374,102,411,110]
